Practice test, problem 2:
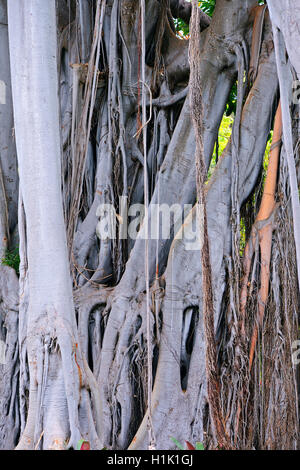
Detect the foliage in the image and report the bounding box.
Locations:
[195,442,205,450]
[1,246,20,274]
[170,436,185,450]
[170,437,205,450]
[207,112,234,180]
[186,441,205,450]
[226,83,237,116]
[200,0,216,17]
[174,1,215,38]
[174,18,189,37]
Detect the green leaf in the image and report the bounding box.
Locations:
[77,439,90,450]
[1,246,20,274]
[195,442,205,450]
[170,437,185,450]
[77,439,84,450]
[199,0,216,17]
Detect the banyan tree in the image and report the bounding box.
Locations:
[0,0,300,450]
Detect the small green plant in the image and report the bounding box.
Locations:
[195,442,205,450]
[77,439,90,450]
[1,246,20,274]
[170,437,205,450]
[207,112,234,181]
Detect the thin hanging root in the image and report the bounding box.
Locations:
[150,0,168,92]
[239,102,282,371]
[140,0,156,449]
[67,0,106,258]
[189,0,231,450]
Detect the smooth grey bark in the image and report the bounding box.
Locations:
[8,0,99,449]
[0,0,18,250]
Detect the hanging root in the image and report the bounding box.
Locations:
[189,0,231,450]
[67,0,106,258]
[240,102,282,370]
